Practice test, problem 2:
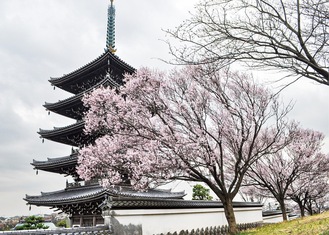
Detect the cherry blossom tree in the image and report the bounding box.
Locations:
[305,193,329,215]
[167,0,329,86]
[288,153,329,217]
[246,128,328,220]
[77,66,295,234]
[239,185,270,204]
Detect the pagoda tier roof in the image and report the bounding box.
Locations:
[38,121,96,147]
[49,51,135,94]
[44,75,119,120]
[24,184,261,213]
[31,152,79,178]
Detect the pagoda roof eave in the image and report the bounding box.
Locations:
[38,121,85,137]
[38,121,93,147]
[49,51,135,86]
[32,153,78,167]
[31,153,79,176]
[44,76,119,112]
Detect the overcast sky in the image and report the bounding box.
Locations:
[0,0,328,217]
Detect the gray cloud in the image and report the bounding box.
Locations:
[0,0,328,217]
[0,0,199,217]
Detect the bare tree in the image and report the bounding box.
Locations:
[167,0,329,85]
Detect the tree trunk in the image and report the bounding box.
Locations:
[279,200,288,221]
[223,198,238,235]
[297,201,305,217]
[305,200,314,215]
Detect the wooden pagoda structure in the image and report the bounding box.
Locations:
[24,1,186,227]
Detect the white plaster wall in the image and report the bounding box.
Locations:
[111,206,263,235]
[263,214,283,223]
[234,207,263,224]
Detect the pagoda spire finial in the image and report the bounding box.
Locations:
[106,0,116,53]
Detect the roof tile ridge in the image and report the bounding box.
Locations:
[109,52,135,72]
[32,152,78,164]
[49,51,108,81]
[47,155,77,161]
[40,189,66,196]
[44,75,120,108]
[151,188,186,195]
[38,120,84,134]
[64,183,101,191]
[109,188,185,199]
[43,95,83,109]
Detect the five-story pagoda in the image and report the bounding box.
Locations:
[24,1,185,227]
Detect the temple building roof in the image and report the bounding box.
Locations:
[44,75,119,120]
[25,184,261,212]
[49,51,135,94]
[25,184,186,206]
[38,121,96,147]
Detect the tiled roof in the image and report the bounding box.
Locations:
[25,184,106,205]
[32,153,78,167]
[111,199,262,209]
[38,121,94,147]
[49,51,135,85]
[262,210,283,217]
[24,184,186,206]
[44,76,120,120]
[31,153,78,176]
[38,120,84,135]
[24,184,262,209]
[45,75,120,110]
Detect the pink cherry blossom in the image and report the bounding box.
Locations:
[78,65,295,232]
[246,127,328,220]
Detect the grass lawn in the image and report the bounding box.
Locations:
[239,211,329,235]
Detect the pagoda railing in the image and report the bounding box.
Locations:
[0,225,112,235]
